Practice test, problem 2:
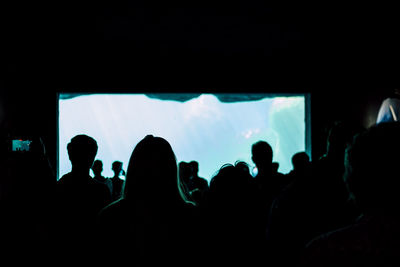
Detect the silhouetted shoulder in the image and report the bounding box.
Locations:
[303,216,400,267]
[58,173,109,195]
[57,172,74,185]
[98,198,127,219]
[56,173,80,194]
[88,176,109,189]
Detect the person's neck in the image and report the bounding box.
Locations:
[71,166,90,177]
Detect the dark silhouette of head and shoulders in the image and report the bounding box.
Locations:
[205,161,266,264]
[183,161,208,206]
[285,152,311,183]
[58,135,110,197]
[291,152,310,175]
[110,160,125,201]
[0,134,57,260]
[303,122,400,266]
[251,140,287,200]
[59,135,98,183]
[188,161,208,191]
[252,140,274,178]
[56,135,111,249]
[92,159,105,182]
[98,135,197,265]
[266,122,363,265]
[92,159,112,197]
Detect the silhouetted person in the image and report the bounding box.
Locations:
[292,152,310,172]
[251,140,286,209]
[303,122,400,267]
[187,161,209,206]
[286,152,311,182]
[0,134,56,261]
[179,161,195,203]
[188,161,208,191]
[205,161,266,265]
[56,135,111,254]
[266,121,362,265]
[92,159,113,198]
[110,160,124,201]
[97,135,198,265]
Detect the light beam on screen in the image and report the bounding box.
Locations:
[58,94,306,182]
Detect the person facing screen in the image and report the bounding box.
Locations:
[92,159,113,197]
[111,160,125,201]
[251,140,286,207]
[303,122,400,266]
[97,135,198,265]
[56,135,111,253]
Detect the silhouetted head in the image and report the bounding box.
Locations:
[92,160,103,176]
[344,122,400,214]
[67,135,98,171]
[292,152,310,172]
[251,141,273,171]
[112,161,123,176]
[209,161,252,205]
[179,161,190,182]
[189,161,199,176]
[124,135,191,207]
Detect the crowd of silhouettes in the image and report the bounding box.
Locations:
[2,117,400,265]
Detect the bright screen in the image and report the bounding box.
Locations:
[58,94,308,182]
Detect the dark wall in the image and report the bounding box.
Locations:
[1,6,399,170]
[0,79,394,172]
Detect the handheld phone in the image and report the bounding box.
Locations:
[12,139,32,152]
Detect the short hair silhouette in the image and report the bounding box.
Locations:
[252,140,273,167]
[209,161,253,201]
[92,159,103,176]
[67,134,98,169]
[291,152,310,171]
[344,122,400,214]
[112,161,123,174]
[189,161,199,174]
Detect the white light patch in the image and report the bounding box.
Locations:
[242,128,261,139]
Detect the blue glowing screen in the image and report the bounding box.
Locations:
[58,94,306,181]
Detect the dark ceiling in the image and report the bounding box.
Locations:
[1,5,400,91]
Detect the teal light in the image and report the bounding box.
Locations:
[58,94,306,181]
